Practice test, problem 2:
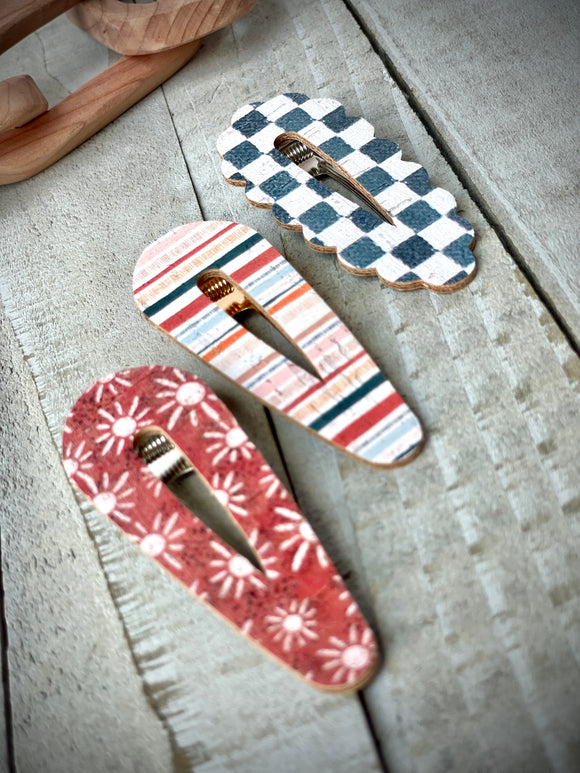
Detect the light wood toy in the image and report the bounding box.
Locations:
[217,93,477,292]
[0,0,256,184]
[63,364,379,691]
[133,221,424,467]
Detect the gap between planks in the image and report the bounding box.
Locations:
[0,536,16,773]
[339,0,580,357]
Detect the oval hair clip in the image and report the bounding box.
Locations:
[63,365,379,691]
[133,221,424,468]
[217,93,476,292]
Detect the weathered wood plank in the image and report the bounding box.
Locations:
[159,0,580,771]
[343,0,580,345]
[0,13,382,773]
[0,306,172,773]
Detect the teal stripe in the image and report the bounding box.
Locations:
[309,371,385,432]
[144,233,263,317]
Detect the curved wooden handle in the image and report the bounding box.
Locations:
[0,40,201,185]
[0,0,80,56]
[0,75,48,133]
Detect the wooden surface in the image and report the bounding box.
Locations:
[68,0,258,55]
[0,75,48,133]
[345,0,580,347]
[0,41,201,184]
[1,3,579,772]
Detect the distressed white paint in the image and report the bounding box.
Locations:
[1,1,579,772]
[347,0,580,344]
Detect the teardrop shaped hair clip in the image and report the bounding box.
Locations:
[62,365,379,691]
[217,93,476,292]
[133,221,424,468]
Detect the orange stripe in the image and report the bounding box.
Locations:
[204,326,248,362]
[204,283,311,363]
[269,282,310,315]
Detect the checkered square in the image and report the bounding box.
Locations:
[217,93,476,291]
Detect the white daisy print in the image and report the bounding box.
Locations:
[209,529,279,599]
[316,624,375,684]
[154,370,219,430]
[139,466,163,498]
[96,396,150,455]
[211,471,248,517]
[259,464,288,499]
[92,371,133,403]
[189,579,209,602]
[86,470,135,523]
[129,511,185,571]
[204,420,255,466]
[274,507,329,572]
[265,599,319,652]
[62,440,94,487]
[337,577,357,617]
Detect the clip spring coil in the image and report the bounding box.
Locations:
[198,273,252,316]
[134,430,194,485]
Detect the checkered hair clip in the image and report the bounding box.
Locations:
[62,365,379,691]
[133,221,424,468]
[217,93,476,293]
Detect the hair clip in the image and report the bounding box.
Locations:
[133,221,424,468]
[63,365,378,691]
[217,93,476,293]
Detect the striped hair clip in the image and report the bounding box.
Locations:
[63,365,378,691]
[217,93,476,293]
[133,221,424,468]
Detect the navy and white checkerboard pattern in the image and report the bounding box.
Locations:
[217,93,476,291]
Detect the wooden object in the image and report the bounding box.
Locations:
[217,93,476,292]
[67,0,258,56]
[0,0,257,183]
[63,364,378,692]
[0,75,48,133]
[133,221,424,467]
[0,41,201,185]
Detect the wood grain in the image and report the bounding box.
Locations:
[346,0,580,347]
[1,3,579,772]
[0,75,48,133]
[0,305,172,773]
[0,0,79,56]
[0,40,201,185]
[68,0,258,55]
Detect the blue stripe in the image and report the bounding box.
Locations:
[358,412,421,461]
[309,371,385,431]
[143,233,262,317]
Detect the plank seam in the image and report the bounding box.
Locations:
[358,691,391,773]
[339,0,580,357]
[0,537,16,773]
